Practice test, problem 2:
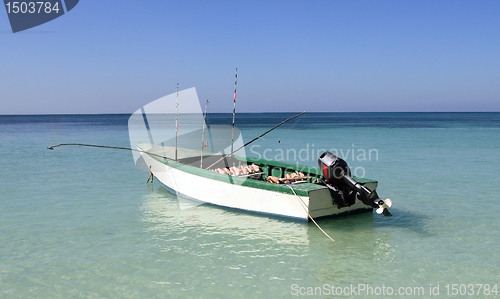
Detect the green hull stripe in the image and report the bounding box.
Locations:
[138,145,377,197]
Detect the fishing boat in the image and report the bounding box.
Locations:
[48,84,392,222]
[136,142,392,222]
[129,81,392,221]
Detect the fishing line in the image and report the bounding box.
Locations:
[47,143,174,161]
[205,111,307,170]
[277,114,303,143]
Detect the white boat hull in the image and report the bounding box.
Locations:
[145,153,310,220]
[142,153,373,221]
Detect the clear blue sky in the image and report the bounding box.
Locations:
[1,0,499,114]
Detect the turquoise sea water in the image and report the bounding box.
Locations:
[1,113,499,298]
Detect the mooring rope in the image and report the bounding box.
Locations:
[286,185,335,242]
[146,165,154,183]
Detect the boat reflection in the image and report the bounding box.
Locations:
[141,186,395,253]
[141,187,311,245]
[140,186,401,287]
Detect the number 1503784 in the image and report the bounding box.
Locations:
[5,2,61,14]
[445,284,498,296]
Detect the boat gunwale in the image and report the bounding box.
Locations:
[137,144,377,197]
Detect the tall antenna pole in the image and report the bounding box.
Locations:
[231,68,238,154]
[175,83,179,162]
[200,99,209,168]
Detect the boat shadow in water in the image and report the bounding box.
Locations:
[373,208,432,236]
[304,210,433,283]
[298,213,398,283]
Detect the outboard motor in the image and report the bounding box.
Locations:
[318,151,392,216]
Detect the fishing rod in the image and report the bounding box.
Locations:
[200,99,209,168]
[205,111,307,170]
[47,143,175,161]
[48,111,307,171]
[230,68,237,154]
[175,83,179,162]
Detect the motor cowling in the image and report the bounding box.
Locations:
[318,151,351,185]
[318,151,392,216]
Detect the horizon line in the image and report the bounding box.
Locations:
[1,111,499,116]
